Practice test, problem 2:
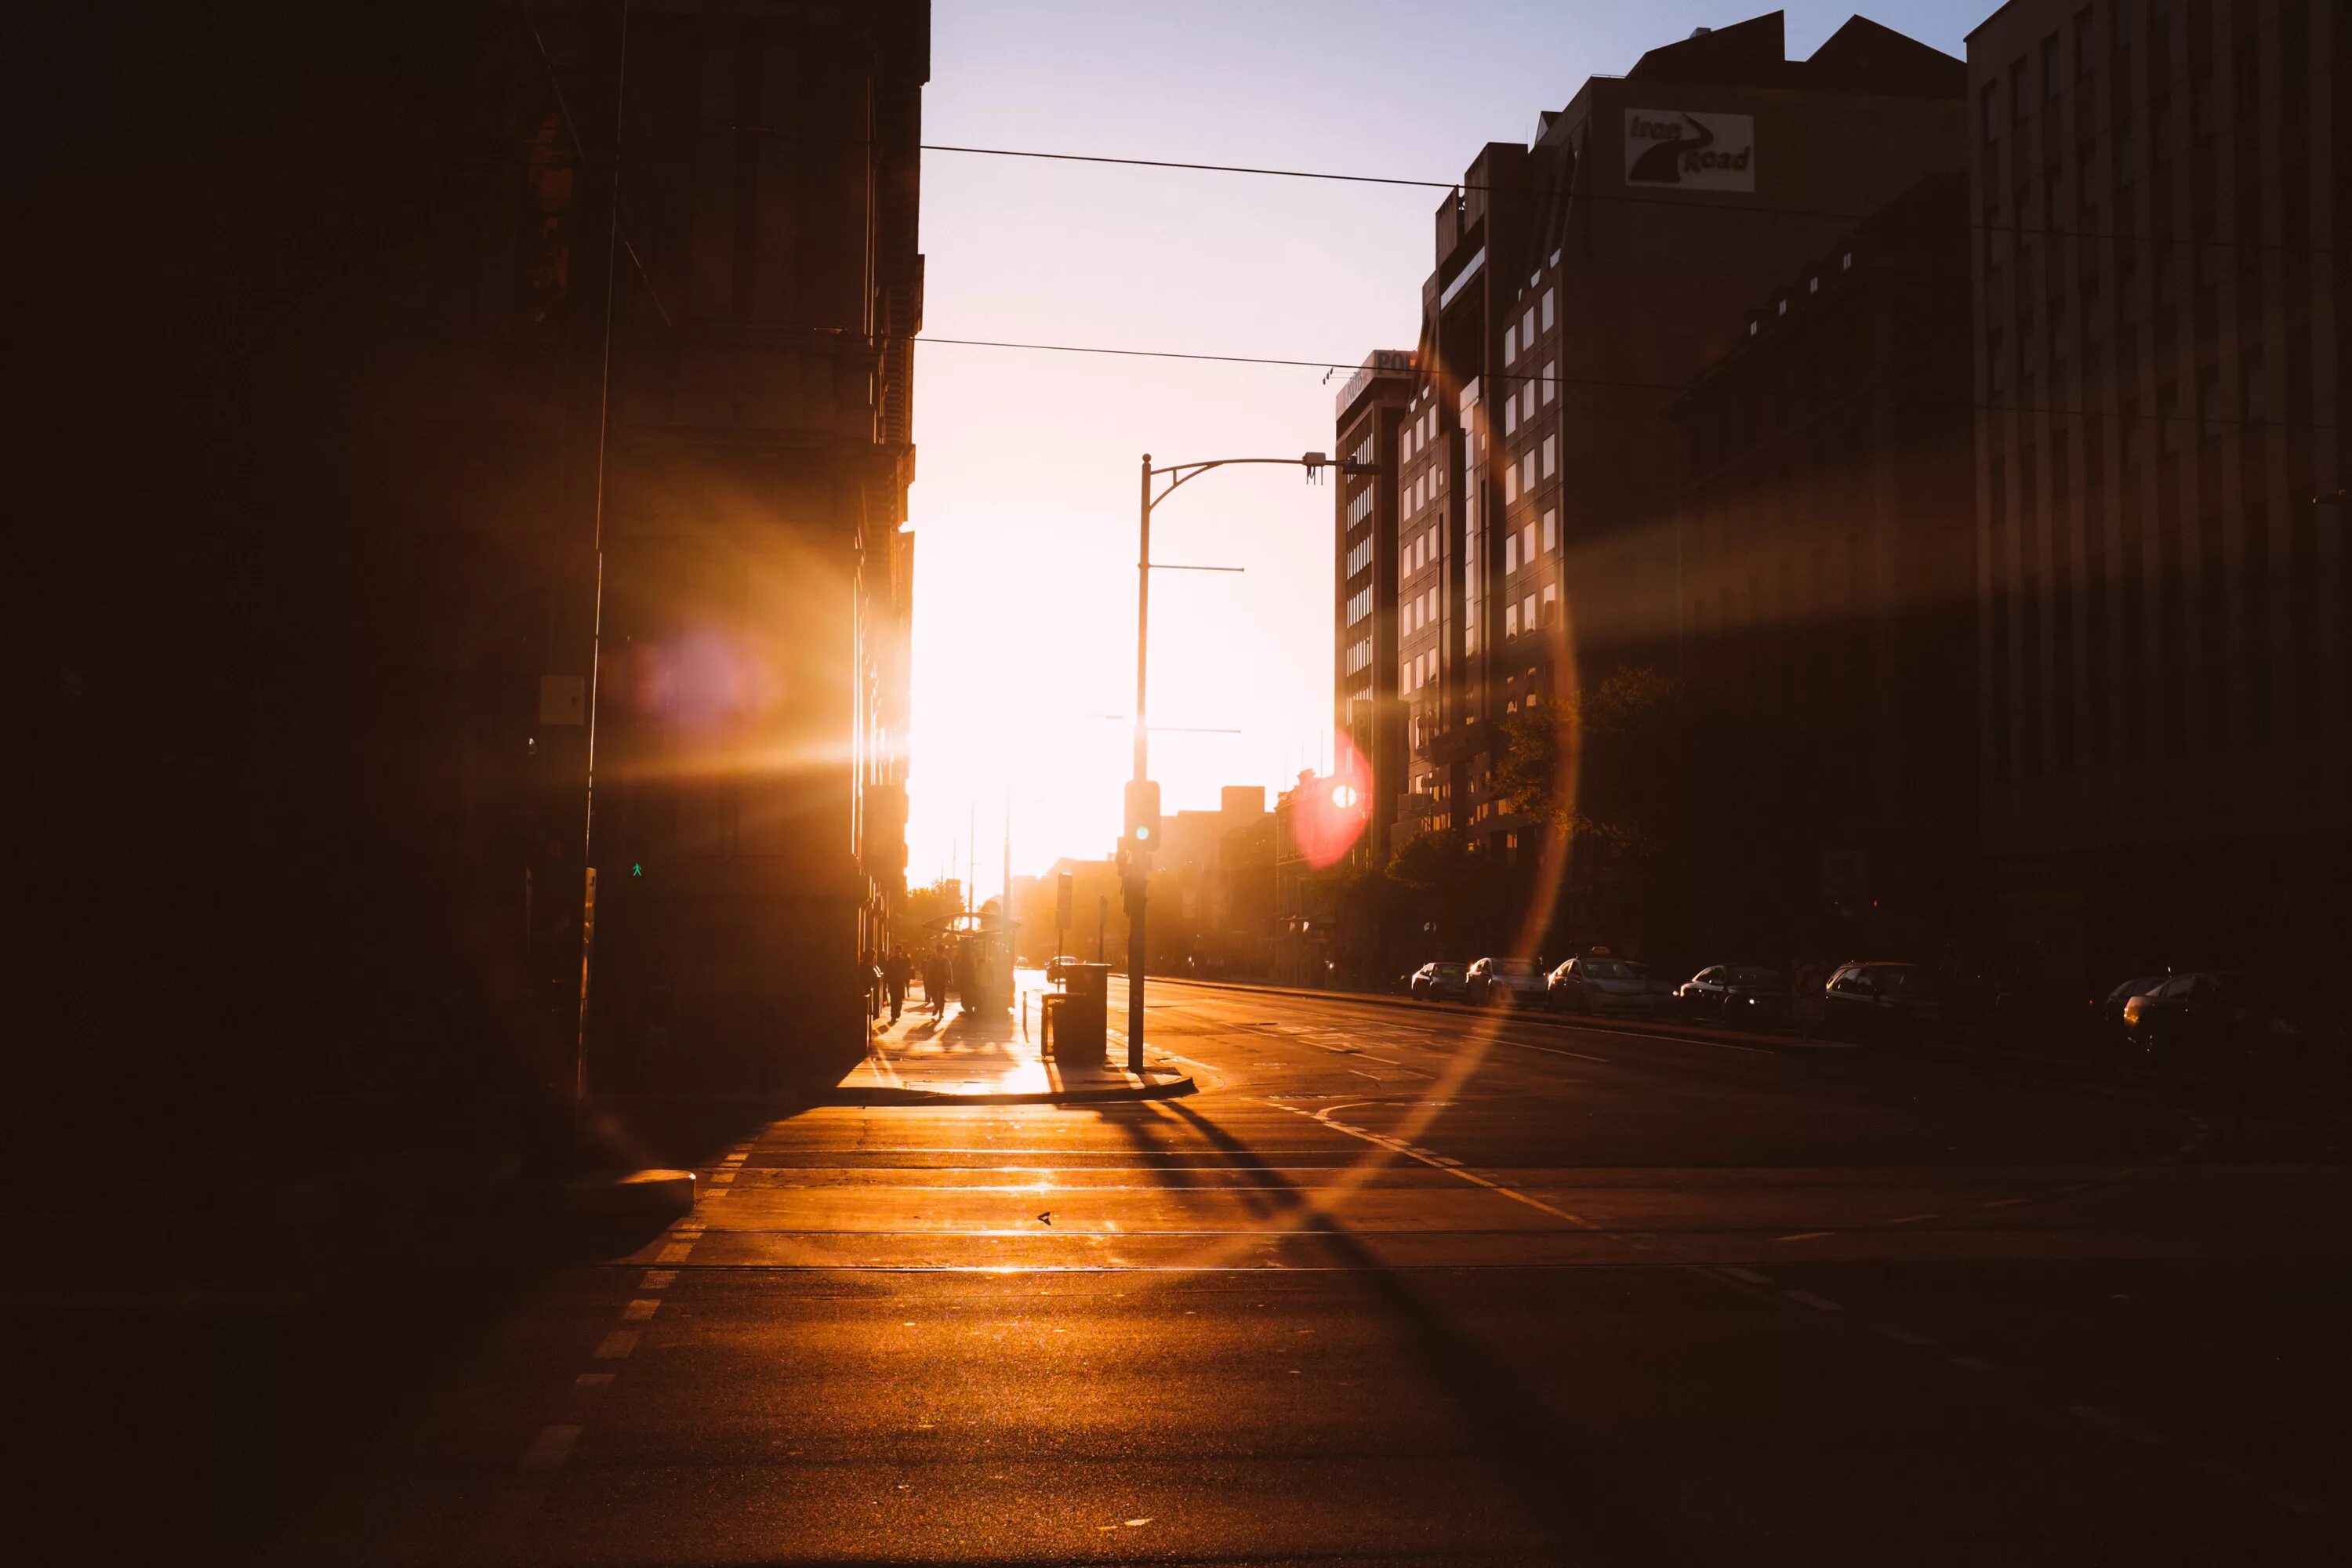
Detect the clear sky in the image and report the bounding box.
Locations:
[906,1,1984,891]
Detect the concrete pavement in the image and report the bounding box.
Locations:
[274,978,2350,1565]
[843,972,1192,1102]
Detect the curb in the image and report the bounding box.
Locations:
[559,1167,696,1222]
[1145,974,1837,1052]
[815,1075,1196,1109]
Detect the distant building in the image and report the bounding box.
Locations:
[1965,0,2348,988]
[1331,351,1417,869]
[1668,172,1979,956]
[1393,11,1967,897]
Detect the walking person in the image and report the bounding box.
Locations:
[883,947,911,1024]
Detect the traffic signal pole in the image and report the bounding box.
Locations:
[1128,452,1152,1074]
[1126,448,1368,1077]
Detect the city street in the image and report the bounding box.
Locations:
[278,976,2352,1566]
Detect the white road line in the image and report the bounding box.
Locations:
[1782,1290,1845,1313]
[2066,1404,2167,1446]
[1271,1100,1606,1234]
[519,1425,583,1472]
[710,1171,735,1185]
[575,1372,615,1388]
[593,1330,639,1359]
[701,1188,730,1201]
[1878,1327,1938,1347]
[656,1243,695,1263]
[1883,1213,1940,1225]
[1777,1231,1835,1243]
[639,1269,677,1290]
[1980,1196,2032,1208]
[621,1298,660,1323]
[1510,1041,1615,1064]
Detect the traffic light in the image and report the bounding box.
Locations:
[1123,778,1162,855]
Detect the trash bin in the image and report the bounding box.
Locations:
[1055,963,1111,1067]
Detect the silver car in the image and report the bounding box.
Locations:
[1467,956,1548,1007]
[1547,956,1664,1016]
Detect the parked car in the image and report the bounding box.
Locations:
[1466,956,1548,1007]
[2089,973,2165,1050]
[2121,971,2340,1077]
[1821,961,1943,1044]
[1547,955,1664,1016]
[1675,964,1791,1027]
[1044,954,1081,982]
[1409,961,1469,1002]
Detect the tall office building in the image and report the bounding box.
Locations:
[1965,0,2347,986]
[1391,12,1966,924]
[1332,350,1417,870]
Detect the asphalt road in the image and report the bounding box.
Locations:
[277,977,2352,1566]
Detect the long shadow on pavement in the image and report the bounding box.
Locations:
[1087,1095,1668,1566]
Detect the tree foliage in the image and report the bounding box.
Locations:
[1492,666,1704,858]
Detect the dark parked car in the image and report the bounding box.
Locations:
[2121,971,2341,1077]
[1409,961,1468,1002]
[1821,961,1943,1044]
[1675,964,1791,1026]
[1546,956,1663,1016]
[1467,956,1548,1007]
[2089,974,2165,1050]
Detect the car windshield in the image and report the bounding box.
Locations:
[1490,960,1538,976]
[1431,964,1465,978]
[1584,960,1636,979]
[1726,967,1784,989]
[2107,975,2163,1002]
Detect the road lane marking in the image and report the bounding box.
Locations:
[593,1330,639,1359]
[1272,1099,1609,1235]
[1777,1231,1835,1243]
[1883,1213,1939,1225]
[656,1243,695,1263]
[520,1425,582,1472]
[1979,1196,2032,1208]
[1782,1290,1845,1313]
[1719,1266,1772,1286]
[2066,1404,2167,1446]
[621,1298,660,1322]
[640,1269,678,1290]
[575,1372,615,1388]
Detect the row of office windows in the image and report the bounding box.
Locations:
[1344,585,1374,627]
[1344,535,1375,579]
[1343,636,1374,676]
[1345,486,1377,528]
[1501,438,1557,503]
[1501,365,1556,434]
[1501,288,1558,364]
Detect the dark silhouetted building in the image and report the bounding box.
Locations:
[1392,10,1968,920]
[1965,0,2348,989]
[1668,172,1980,957]
[1332,351,1417,870]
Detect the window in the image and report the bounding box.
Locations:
[1523,307,1536,345]
[1540,289,1555,329]
[1541,582,1558,619]
[1504,465,1519,503]
[1541,359,1555,405]
[1505,603,1519,637]
[1520,523,1534,565]
[1504,323,1518,363]
[1503,399,1517,436]
[1504,532,1519,572]
[1541,509,1557,551]
[1522,452,1536,492]
[1541,435,1556,477]
[1521,593,1535,632]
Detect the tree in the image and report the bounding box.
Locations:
[1492,666,1707,857]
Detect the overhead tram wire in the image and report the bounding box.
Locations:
[718,125,2337,260]
[906,332,2338,436]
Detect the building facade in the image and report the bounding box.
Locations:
[1392,12,1969,927]
[1332,351,1417,869]
[1966,0,2347,989]
[584,1,927,1087]
[1668,173,1980,959]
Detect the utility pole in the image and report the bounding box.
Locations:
[1127,454,1153,1073]
[1123,448,1373,1074]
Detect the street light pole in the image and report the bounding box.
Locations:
[1125,450,1374,1075]
[1128,453,1152,1073]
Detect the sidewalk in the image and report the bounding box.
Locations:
[842,977,1194,1105]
